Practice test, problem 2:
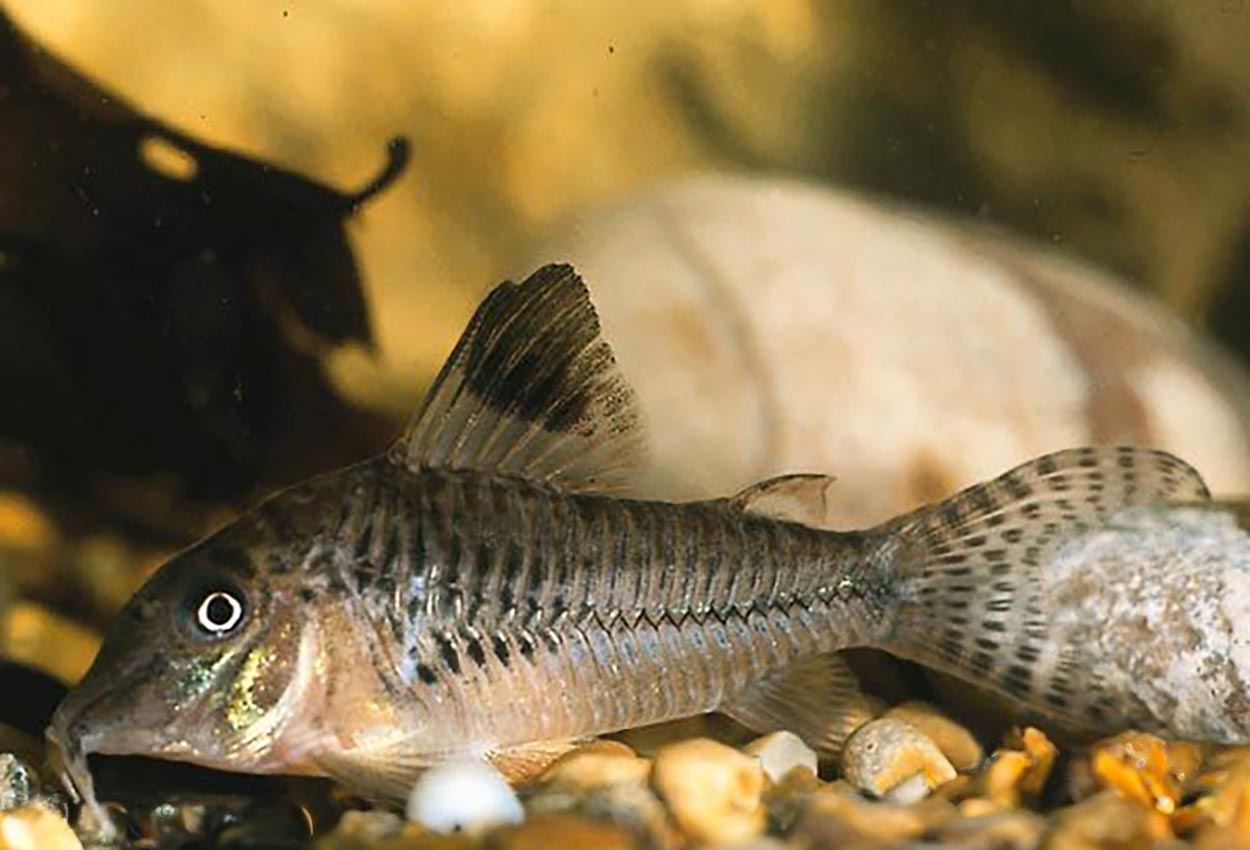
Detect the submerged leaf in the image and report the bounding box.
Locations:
[0,10,406,501]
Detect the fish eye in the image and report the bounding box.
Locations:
[195,589,245,636]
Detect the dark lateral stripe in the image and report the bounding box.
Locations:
[355,519,375,560]
[411,511,428,582]
[464,634,487,667]
[436,634,462,675]
[382,523,402,572]
[493,634,512,666]
[612,505,634,611]
[500,541,523,613]
[333,499,353,536]
[445,534,462,588]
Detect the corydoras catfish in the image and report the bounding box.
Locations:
[47,264,1247,829]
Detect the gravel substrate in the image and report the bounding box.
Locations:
[3,710,1250,850]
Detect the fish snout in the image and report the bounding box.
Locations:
[44,710,82,803]
[44,644,166,823]
[45,697,116,839]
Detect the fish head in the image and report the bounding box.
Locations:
[46,515,323,817]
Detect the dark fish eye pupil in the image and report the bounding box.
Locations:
[197,590,243,634]
[206,596,232,622]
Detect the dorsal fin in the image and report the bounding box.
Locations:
[390,264,645,492]
[727,474,839,527]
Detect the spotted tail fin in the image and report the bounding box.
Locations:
[877,446,1209,730]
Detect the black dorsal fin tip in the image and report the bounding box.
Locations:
[391,264,645,492]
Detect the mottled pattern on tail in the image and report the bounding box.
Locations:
[880,447,1210,732]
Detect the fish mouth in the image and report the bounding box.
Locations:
[44,718,86,803]
[44,661,158,842]
[45,702,115,840]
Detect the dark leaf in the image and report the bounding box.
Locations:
[0,11,406,503]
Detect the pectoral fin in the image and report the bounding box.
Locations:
[486,738,586,784]
[720,651,877,758]
[390,264,645,493]
[314,735,587,801]
[313,746,430,804]
[306,726,448,804]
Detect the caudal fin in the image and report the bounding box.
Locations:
[877,446,1209,731]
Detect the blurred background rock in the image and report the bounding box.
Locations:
[1,0,1250,717]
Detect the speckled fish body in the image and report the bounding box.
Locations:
[318,465,888,753]
[45,460,892,812]
[46,264,1238,830]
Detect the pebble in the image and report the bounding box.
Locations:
[328,810,405,844]
[0,755,36,812]
[210,799,317,849]
[977,727,1057,808]
[758,767,824,837]
[406,760,524,834]
[316,822,472,850]
[314,810,430,850]
[881,773,932,805]
[884,701,984,771]
[494,813,639,850]
[651,738,766,846]
[714,840,790,850]
[538,741,651,789]
[741,732,818,784]
[527,748,677,849]
[1046,791,1171,848]
[1090,731,1188,815]
[930,810,1046,849]
[525,781,677,849]
[840,717,957,800]
[0,805,82,850]
[1175,747,1250,840]
[796,785,956,846]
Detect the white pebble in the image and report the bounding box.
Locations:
[406,760,524,833]
[741,731,819,783]
[882,773,932,805]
